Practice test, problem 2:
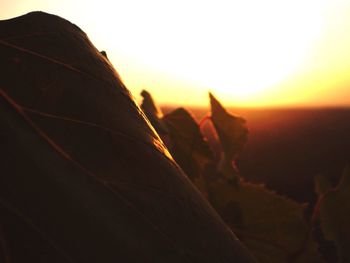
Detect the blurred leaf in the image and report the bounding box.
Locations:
[209,93,248,184]
[208,181,324,263]
[315,167,350,263]
[0,224,10,263]
[100,50,108,59]
[140,89,168,135]
[162,108,214,191]
[0,12,256,263]
[209,92,248,161]
[217,153,240,187]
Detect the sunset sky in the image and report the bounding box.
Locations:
[1,0,350,107]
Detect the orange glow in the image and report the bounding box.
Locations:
[1,0,350,107]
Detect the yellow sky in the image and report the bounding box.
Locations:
[1,0,350,107]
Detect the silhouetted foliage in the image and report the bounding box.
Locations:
[144,90,350,262]
[0,12,256,263]
[140,89,168,135]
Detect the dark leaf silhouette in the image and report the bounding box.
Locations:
[100,50,108,59]
[315,167,350,263]
[0,12,256,263]
[209,92,248,161]
[209,181,324,263]
[209,92,248,184]
[162,108,214,195]
[140,89,168,135]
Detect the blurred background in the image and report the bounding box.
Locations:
[1,0,350,107]
[2,0,350,201]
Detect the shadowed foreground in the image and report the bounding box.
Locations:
[0,12,256,263]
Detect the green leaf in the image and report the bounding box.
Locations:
[315,167,350,263]
[209,181,324,263]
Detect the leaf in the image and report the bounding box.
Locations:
[100,50,108,59]
[209,92,248,184]
[315,167,350,262]
[209,92,248,161]
[209,181,324,263]
[0,12,256,263]
[140,89,168,135]
[162,108,214,195]
[217,153,241,186]
[0,224,10,263]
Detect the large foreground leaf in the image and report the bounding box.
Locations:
[0,12,256,262]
